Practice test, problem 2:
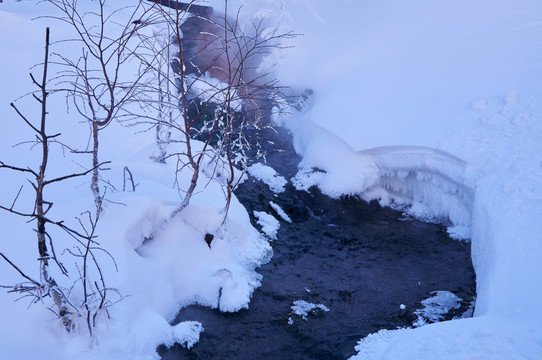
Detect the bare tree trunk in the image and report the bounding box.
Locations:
[2,17,131,337]
[140,0,295,223]
[173,4,201,215]
[153,32,172,163]
[50,0,151,214]
[36,28,51,284]
[31,28,55,291]
[91,121,102,215]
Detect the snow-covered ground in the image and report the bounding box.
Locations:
[1,0,542,359]
[0,1,272,359]
[275,1,542,359]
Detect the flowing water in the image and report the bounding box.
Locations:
[156,6,476,356]
[159,127,476,359]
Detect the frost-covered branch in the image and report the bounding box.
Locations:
[47,0,155,215]
[0,27,120,337]
[136,0,295,222]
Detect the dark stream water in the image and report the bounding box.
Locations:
[155,7,476,357]
[159,127,476,360]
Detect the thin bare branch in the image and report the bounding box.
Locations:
[0,161,38,178]
[44,161,111,186]
[9,103,41,134]
[0,252,41,287]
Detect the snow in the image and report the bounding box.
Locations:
[413,291,462,328]
[269,201,292,223]
[247,162,287,194]
[2,0,542,359]
[0,1,271,359]
[253,210,280,240]
[353,317,542,360]
[290,300,330,321]
[172,320,204,349]
[274,0,542,358]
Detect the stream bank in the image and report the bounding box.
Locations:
[159,126,476,359]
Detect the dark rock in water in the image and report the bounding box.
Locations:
[159,125,476,360]
[204,233,214,248]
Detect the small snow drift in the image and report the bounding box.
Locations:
[253,210,280,240]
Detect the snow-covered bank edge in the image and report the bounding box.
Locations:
[0,1,274,358]
[267,0,542,356]
[286,107,542,358]
[288,112,475,239]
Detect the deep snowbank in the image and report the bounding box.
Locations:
[0,1,272,359]
[276,0,542,358]
[289,115,542,358]
[290,117,475,239]
[2,0,542,358]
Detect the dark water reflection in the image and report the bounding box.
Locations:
[160,128,476,360]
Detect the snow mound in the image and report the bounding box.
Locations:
[172,321,204,349]
[126,197,272,314]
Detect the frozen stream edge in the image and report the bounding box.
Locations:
[286,116,542,358]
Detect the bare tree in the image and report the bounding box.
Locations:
[138,0,295,220]
[48,0,154,215]
[0,28,120,337]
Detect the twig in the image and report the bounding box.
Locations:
[44,161,111,185]
[0,252,41,287]
[123,166,136,191]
